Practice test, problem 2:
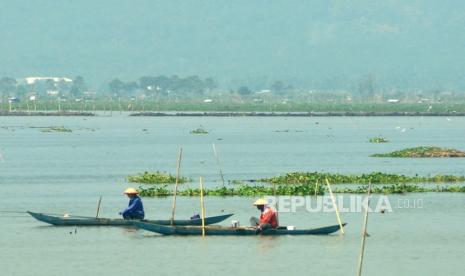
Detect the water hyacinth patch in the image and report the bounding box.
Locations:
[138,183,465,197]
[190,126,208,134]
[259,171,465,185]
[369,137,388,143]
[127,171,191,184]
[139,184,325,197]
[371,146,465,158]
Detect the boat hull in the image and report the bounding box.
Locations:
[27,211,233,226]
[132,221,347,236]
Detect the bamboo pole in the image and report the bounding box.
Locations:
[314,179,319,196]
[200,177,206,237]
[325,178,345,234]
[273,182,279,225]
[95,196,102,218]
[212,143,225,187]
[170,147,183,225]
[357,182,372,276]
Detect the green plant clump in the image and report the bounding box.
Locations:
[371,146,465,158]
[190,126,208,134]
[334,184,465,194]
[40,126,73,133]
[369,137,388,143]
[260,171,465,185]
[127,171,190,184]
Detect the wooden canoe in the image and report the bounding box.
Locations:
[27,211,233,226]
[132,221,347,236]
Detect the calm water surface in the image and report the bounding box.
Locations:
[1,115,465,276]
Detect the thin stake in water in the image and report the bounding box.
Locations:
[200,177,206,237]
[325,178,345,235]
[357,181,372,276]
[95,196,102,218]
[170,147,183,225]
[314,179,319,196]
[212,143,225,187]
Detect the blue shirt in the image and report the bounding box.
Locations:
[122,196,145,219]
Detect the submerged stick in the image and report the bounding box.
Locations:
[325,178,345,235]
[357,181,372,276]
[200,177,206,237]
[212,143,225,187]
[170,147,183,225]
[95,196,102,219]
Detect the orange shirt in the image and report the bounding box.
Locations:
[260,207,278,228]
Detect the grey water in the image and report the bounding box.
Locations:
[1,115,465,276]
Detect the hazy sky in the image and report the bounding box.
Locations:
[1,0,465,90]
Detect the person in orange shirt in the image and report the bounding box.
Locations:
[250,198,278,230]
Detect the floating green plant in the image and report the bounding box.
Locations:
[371,146,465,158]
[39,126,73,133]
[190,126,208,134]
[334,184,465,194]
[138,183,465,197]
[127,171,191,184]
[139,184,325,197]
[369,137,388,143]
[259,171,465,185]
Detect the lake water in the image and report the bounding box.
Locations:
[1,115,465,276]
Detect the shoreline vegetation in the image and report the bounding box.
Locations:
[0,111,94,116]
[3,102,465,116]
[371,147,465,158]
[4,111,465,117]
[127,171,191,184]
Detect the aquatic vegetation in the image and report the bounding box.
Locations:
[371,146,465,158]
[39,126,73,133]
[139,184,325,197]
[230,180,246,185]
[138,185,172,196]
[138,183,465,197]
[334,184,465,194]
[333,184,429,194]
[190,126,208,134]
[127,171,191,184]
[260,171,465,185]
[369,137,388,143]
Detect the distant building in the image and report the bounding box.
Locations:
[387,99,400,103]
[203,99,213,103]
[22,77,73,85]
[47,90,59,96]
[8,97,20,103]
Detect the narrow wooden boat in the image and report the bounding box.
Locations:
[27,211,233,226]
[132,221,347,236]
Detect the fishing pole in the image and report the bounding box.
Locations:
[0,211,103,219]
[0,211,27,214]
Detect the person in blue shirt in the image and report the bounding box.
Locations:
[119,187,145,220]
